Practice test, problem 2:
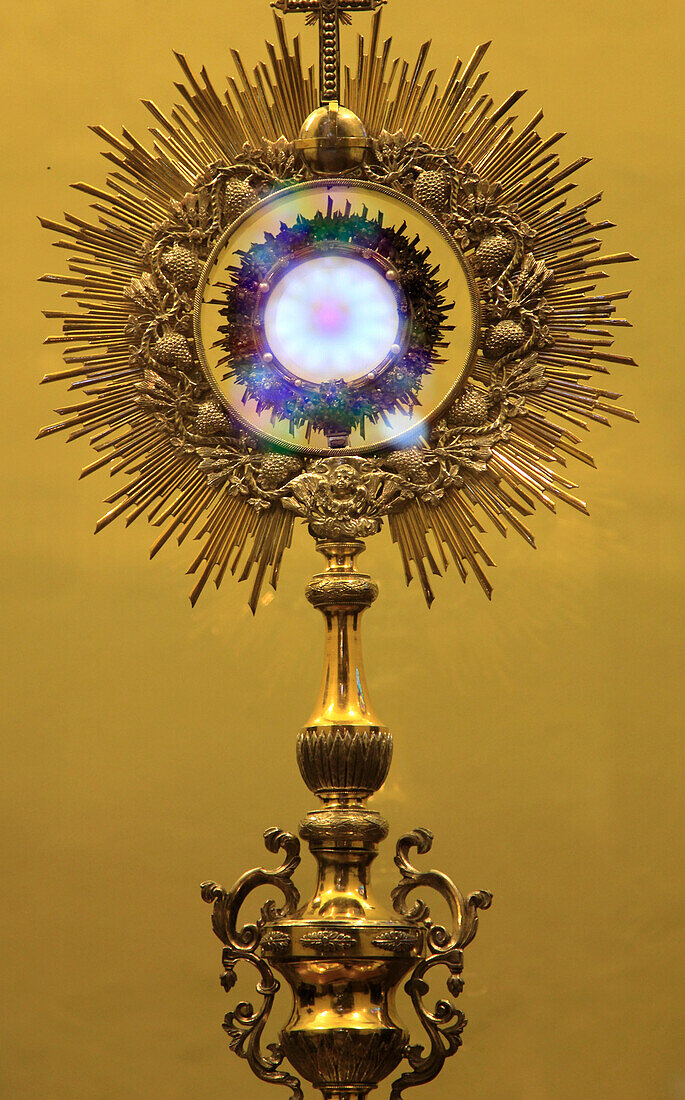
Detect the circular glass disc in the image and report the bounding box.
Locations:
[263,255,401,384]
[195,180,480,456]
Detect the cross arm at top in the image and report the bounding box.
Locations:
[273,0,384,16]
[273,0,385,104]
[273,0,321,13]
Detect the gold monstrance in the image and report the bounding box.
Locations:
[40,1,637,1095]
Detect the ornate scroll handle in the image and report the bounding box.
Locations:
[201,827,301,953]
[392,828,492,954]
[390,948,467,1099]
[220,950,304,1100]
[390,829,492,1097]
[201,829,303,1098]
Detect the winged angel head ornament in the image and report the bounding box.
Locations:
[40,1,637,1096]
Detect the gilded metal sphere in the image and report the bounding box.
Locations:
[296,103,368,174]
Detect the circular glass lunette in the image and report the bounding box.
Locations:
[195,180,480,456]
[255,241,410,388]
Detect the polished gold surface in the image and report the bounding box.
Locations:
[297,103,369,173]
[299,542,392,801]
[3,1,684,1098]
[202,543,489,1097]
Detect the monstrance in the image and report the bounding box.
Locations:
[40,1,637,1096]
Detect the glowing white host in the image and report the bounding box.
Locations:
[263,255,401,383]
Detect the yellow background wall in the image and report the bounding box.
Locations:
[2,1,683,1096]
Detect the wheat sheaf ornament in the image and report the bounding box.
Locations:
[40,6,636,611]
